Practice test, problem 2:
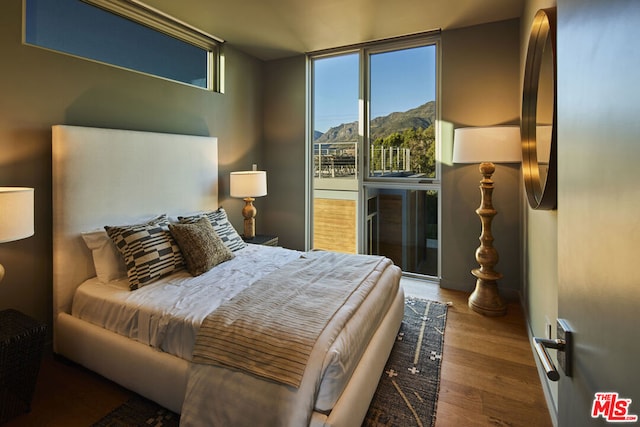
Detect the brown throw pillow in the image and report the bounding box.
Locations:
[169,217,234,276]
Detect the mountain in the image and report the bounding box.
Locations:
[314,101,435,143]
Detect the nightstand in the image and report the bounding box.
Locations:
[242,234,278,246]
[0,309,47,424]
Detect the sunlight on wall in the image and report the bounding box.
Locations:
[440,120,454,166]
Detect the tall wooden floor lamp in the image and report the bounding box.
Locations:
[452,126,521,316]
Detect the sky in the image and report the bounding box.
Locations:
[313,45,436,133]
[25,0,207,87]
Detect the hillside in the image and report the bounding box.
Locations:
[314,101,435,143]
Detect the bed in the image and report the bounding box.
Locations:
[52,125,404,426]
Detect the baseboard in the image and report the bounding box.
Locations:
[519,294,559,427]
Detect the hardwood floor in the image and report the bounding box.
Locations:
[5,280,552,427]
[4,354,135,427]
[404,278,553,427]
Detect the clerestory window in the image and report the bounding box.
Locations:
[24,0,223,91]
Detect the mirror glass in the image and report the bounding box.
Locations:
[536,34,553,188]
[522,8,557,210]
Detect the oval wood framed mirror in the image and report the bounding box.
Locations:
[522,8,557,210]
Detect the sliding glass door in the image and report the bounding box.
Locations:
[309,35,440,278]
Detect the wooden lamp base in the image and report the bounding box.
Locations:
[469,162,507,317]
[242,197,257,239]
[469,273,507,316]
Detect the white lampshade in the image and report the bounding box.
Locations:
[0,187,35,243]
[453,126,522,164]
[230,171,267,198]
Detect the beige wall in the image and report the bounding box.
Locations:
[440,19,522,298]
[0,0,264,329]
[261,55,307,250]
[520,0,558,420]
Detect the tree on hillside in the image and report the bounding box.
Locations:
[370,124,436,176]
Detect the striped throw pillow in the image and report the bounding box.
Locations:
[178,208,247,252]
[105,215,184,290]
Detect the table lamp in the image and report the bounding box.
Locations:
[230,166,267,239]
[0,187,35,282]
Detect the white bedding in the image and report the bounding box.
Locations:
[71,244,400,413]
[72,244,301,360]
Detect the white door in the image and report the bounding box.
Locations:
[557,0,640,425]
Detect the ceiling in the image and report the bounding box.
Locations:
[142,0,525,61]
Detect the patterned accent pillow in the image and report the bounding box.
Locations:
[169,217,234,276]
[105,215,184,290]
[178,208,247,252]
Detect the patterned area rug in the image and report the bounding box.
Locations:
[92,397,179,427]
[92,297,448,427]
[363,297,449,427]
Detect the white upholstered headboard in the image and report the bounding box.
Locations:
[52,125,218,319]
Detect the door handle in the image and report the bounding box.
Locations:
[533,337,565,381]
[532,319,572,381]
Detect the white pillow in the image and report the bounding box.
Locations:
[81,230,127,283]
[81,215,168,284]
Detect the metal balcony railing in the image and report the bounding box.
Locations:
[313,141,412,178]
[314,142,357,178]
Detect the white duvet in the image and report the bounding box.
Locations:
[72,244,302,360]
[71,244,400,420]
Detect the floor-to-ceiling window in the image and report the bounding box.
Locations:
[308,34,440,279]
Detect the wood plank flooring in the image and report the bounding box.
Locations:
[5,281,552,427]
[404,279,553,427]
